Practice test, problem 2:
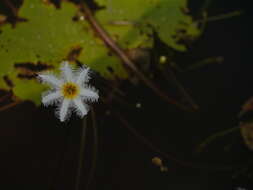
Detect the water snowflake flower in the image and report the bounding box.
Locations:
[38,61,99,122]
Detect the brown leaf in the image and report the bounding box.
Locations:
[240,122,253,150]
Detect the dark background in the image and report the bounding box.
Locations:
[0,0,252,189]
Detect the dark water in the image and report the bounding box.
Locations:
[0,0,252,189]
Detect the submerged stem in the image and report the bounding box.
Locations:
[112,109,236,171]
[160,64,199,110]
[196,126,240,153]
[3,0,18,16]
[0,92,12,103]
[198,11,243,23]
[75,116,88,190]
[86,108,98,189]
[0,100,22,112]
[81,2,194,112]
[49,125,72,190]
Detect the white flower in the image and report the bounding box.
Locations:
[38,61,99,122]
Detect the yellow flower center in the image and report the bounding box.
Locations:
[61,82,79,99]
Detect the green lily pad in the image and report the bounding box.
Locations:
[0,0,127,105]
[95,0,200,51]
[0,0,199,105]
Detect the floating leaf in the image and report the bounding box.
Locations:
[0,0,127,105]
[240,121,253,151]
[239,97,253,150]
[239,97,253,117]
[0,0,200,105]
[95,0,200,51]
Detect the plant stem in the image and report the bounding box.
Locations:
[186,56,223,71]
[81,2,194,112]
[198,11,242,23]
[109,107,234,171]
[161,64,199,110]
[196,126,240,153]
[200,0,212,13]
[49,125,72,190]
[86,108,98,189]
[0,92,12,103]
[75,116,88,190]
[0,100,22,112]
[3,0,17,16]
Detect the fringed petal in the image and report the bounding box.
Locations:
[60,61,74,82]
[75,67,90,86]
[80,86,99,102]
[38,74,62,88]
[73,97,89,117]
[58,99,71,122]
[42,90,62,106]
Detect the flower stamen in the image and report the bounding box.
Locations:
[61,82,79,99]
